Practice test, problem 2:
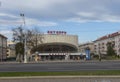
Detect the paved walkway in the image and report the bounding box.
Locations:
[0,76,120,82]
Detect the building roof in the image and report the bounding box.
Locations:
[0,34,7,39]
[95,31,120,41]
[79,42,94,47]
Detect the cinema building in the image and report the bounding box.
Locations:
[32,31,86,61]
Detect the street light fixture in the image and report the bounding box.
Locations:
[20,13,27,63]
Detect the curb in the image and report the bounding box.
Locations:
[0,60,120,64]
[0,76,120,79]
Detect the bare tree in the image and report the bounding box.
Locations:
[12,26,43,61]
[28,27,43,47]
[13,26,25,43]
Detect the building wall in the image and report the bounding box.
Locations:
[38,34,78,49]
[79,42,94,54]
[94,31,120,56]
[7,41,16,58]
[94,39,108,55]
[0,34,7,61]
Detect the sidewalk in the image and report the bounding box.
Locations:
[0,76,120,79]
[0,76,120,82]
[0,59,120,64]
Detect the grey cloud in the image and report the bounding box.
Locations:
[1,0,120,23]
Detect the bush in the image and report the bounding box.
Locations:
[93,54,99,59]
[6,57,16,61]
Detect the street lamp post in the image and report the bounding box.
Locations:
[24,34,27,63]
[20,13,27,63]
[99,50,101,61]
[0,1,1,7]
[0,1,2,62]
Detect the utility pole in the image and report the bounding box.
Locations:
[1,37,3,62]
[0,1,1,7]
[99,50,101,61]
[20,13,27,63]
[0,1,2,62]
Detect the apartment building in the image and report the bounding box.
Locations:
[0,34,7,61]
[79,42,94,54]
[78,42,94,60]
[7,41,16,58]
[94,31,120,56]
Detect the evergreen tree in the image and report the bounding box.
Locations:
[107,42,116,56]
[15,42,24,62]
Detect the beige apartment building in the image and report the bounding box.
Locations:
[7,41,16,58]
[0,34,7,61]
[94,31,120,56]
[79,42,94,54]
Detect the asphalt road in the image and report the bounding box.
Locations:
[0,60,120,72]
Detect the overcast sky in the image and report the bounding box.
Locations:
[1,0,120,43]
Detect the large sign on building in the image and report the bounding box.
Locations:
[47,31,67,35]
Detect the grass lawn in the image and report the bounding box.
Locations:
[0,70,120,77]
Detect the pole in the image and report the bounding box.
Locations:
[24,34,27,63]
[99,50,101,61]
[0,1,1,7]
[1,37,3,62]
[20,13,27,63]
[0,1,2,62]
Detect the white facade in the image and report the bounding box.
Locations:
[30,33,81,61]
[38,34,78,49]
[31,34,79,53]
[94,31,120,56]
